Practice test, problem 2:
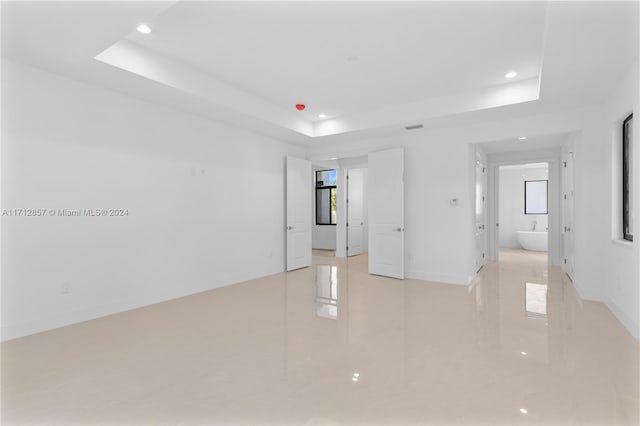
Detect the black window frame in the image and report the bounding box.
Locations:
[623,113,633,242]
[524,179,548,215]
[315,169,337,226]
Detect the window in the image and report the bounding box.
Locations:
[623,114,633,241]
[316,169,337,225]
[524,180,548,215]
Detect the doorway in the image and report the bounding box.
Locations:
[312,165,338,257]
[486,156,562,266]
[309,149,404,280]
[346,168,367,257]
[310,159,370,259]
[497,162,550,263]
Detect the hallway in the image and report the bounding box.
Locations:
[2,251,637,424]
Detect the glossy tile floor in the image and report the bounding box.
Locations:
[2,249,638,425]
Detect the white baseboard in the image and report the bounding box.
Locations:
[604,298,640,340]
[406,268,472,286]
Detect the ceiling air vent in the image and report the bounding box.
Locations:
[404,124,424,131]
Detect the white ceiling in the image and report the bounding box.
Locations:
[481,133,569,154]
[2,1,638,145]
[500,162,548,170]
[127,1,545,119]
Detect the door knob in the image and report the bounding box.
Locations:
[287,226,295,230]
[393,227,404,232]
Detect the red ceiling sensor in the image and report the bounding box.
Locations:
[295,104,306,111]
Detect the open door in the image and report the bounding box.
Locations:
[562,147,574,279]
[475,153,487,271]
[368,148,404,279]
[286,156,312,271]
[347,168,365,257]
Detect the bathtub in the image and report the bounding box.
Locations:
[516,231,548,251]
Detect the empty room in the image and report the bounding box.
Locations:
[1,1,639,425]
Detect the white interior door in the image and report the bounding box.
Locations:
[286,156,312,271]
[368,148,404,279]
[562,149,575,279]
[475,155,487,271]
[347,168,365,257]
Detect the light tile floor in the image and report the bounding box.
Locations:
[1,249,638,425]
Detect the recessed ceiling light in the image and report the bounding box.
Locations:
[318,113,327,119]
[519,408,528,414]
[136,24,152,34]
[520,351,528,355]
[505,71,518,79]
[352,377,359,382]
[353,372,360,378]
[518,136,527,140]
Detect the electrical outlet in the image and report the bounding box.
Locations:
[61,282,72,295]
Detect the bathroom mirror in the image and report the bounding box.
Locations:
[524,180,548,215]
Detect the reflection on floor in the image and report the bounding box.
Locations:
[2,251,638,425]
[499,247,548,265]
[312,249,336,257]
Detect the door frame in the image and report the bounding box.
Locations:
[474,149,488,272]
[561,137,576,279]
[346,168,367,257]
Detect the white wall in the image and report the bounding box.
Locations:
[309,107,602,285]
[595,58,639,338]
[312,226,336,250]
[1,61,304,341]
[499,165,549,248]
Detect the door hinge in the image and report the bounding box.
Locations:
[482,253,485,258]
[563,162,567,167]
[564,194,567,200]
[482,196,485,201]
[482,167,486,173]
[564,258,567,264]
[346,222,349,227]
